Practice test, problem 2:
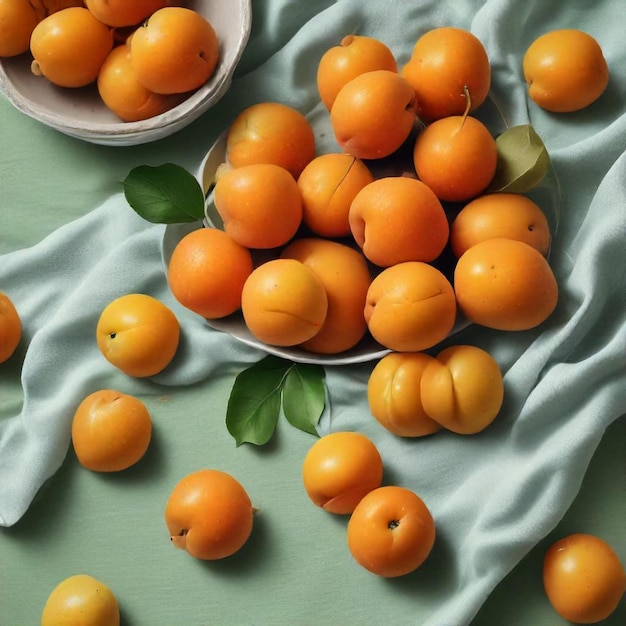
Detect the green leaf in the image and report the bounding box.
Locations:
[488,124,551,193]
[282,364,326,436]
[123,163,205,224]
[225,356,290,446]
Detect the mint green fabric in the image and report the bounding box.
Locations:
[1,1,625,624]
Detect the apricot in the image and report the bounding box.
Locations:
[41,574,120,626]
[0,292,22,364]
[97,43,187,122]
[543,533,626,624]
[349,176,449,267]
[71,389,152,472]
[281,237,372,354]
[302,431,384,515]
[0,0,85,57]
[413,114,498,203]
[30,6,114,88]
[347,485,436,577]
[454,237,558,331]
[85,0,170,27]
[225,102,316,179]
[420,345,504,435]
[213,163,303,249]
[367,352,441,438]
[365,261,457,352]
[330,69,417,160]
[0,0,38,57]
[240,258,328,347]
[165,469,255,561]
[317,34,398,110]
[30,0,84,22]
[129,7,219,94]
[297,153,374,238]
[96,293,180,377]
[401,26,491,122]
[523,30,609,113]
[167,227,254,320]
[450,192,551,258]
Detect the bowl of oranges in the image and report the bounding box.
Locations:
[0,0,252,146]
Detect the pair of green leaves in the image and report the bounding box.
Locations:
[226,355,326,446]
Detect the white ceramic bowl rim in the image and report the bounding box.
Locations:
[0,0,252,140]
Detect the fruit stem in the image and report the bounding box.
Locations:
[460,85,472,125]
[452,86,473,136]
[341,34,356,47]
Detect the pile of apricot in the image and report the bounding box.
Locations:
[0,0,220,122]
[168,29,561,359]
[166,25,610,444]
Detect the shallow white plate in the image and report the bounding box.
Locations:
[162,89,563,365]
[0,0,252,146]
[160,131,471,366]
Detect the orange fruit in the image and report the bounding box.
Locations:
[297,153,374,238]
[96,293,180,377]
[0,0,83,58]
[97,43,186,122]
[0,291,22,364]
[129,7,219,94]
[167,227,254,320]
[240,258,328,347]
[413,114,498,203]
[349,176,450,267]
[454,237,558,331]
[32,0,85,20]
[30,6,114,88]
[225,102,316,179]
[280,237,372,354]
[71,389,152,472]
[213,163,303,250]
[367,352,441,438]
[347,485,436,577]
[330,69,418,160]
[41,574,120,626]
[364,261,457,352]
[450,192,551,258]
[317,34,398,110]
[420,345,504,435]
[85,0,170,27]
[0,0,39,57]
[165,469,255,561]
[523,30,609,113]
[543,533,625,623]
[302,431,384,515]
[401,26,491,122]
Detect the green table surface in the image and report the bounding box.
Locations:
[1,51,625,626]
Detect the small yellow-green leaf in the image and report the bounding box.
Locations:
[123,163,205,224]
[488,125,551,193]
[282,364,326,437]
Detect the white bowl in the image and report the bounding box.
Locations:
[0,0,251,146]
